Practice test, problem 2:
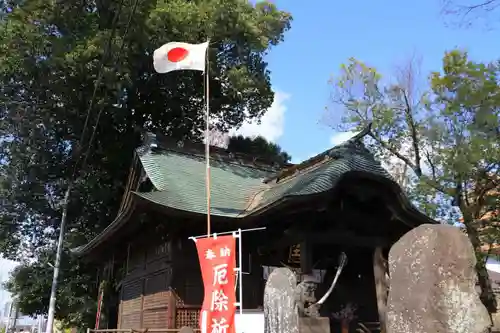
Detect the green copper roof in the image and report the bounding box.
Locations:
[133,138,393,217]
[256,142,391,210]
[135,151,272,217]
[73,127,437,256]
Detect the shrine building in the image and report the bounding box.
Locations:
[73,127,437,332]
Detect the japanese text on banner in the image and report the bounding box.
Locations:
[196,235,237,333]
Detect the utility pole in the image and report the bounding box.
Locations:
[6,297,19,333]
[45,186,71,333]
[0,271,4,327]
[42,1,135,329]
[5,301,13,333]
[13,300,19,333]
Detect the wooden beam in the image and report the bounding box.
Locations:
[373,247,388,333]
[300,231,387,247]
[258,229,389,255]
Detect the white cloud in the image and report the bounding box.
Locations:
[230,91,290,143]
[289,131,355,164]
[330,131,355,146]
[291,153,315,164]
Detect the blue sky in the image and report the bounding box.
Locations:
[235,0,499,163]
[0,257,17,306]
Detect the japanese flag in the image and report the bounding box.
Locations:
[153,41,209,74]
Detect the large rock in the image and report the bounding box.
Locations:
[299,317,330,333]
[387,224,491,333]
[264,267,299,333]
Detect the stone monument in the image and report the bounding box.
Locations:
[264,267,300,333]
[387,224,492,333]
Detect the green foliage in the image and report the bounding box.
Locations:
[227,135,292,166]
[5,249,99,328]
[0,0,291,326]
[328,50,499,312]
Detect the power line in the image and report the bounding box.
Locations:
[71,0,126,181]
[45,0,140,332]
[80,0,140,170]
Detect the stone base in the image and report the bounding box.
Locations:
[299,317,330,333]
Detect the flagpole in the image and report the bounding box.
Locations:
[204,40,211,237]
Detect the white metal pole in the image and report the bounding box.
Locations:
[188,227,266,240]
[6,301,13,333]
[12,299,19,333]
[0,276,4,329]
[204,41,211,238]
[46,185,71,333]
[237,229,243,315]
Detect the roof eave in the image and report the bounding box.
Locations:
[71,199,136,257]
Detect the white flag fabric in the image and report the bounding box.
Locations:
[153,41,209,74]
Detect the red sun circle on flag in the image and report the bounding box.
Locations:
[167,47,189,62]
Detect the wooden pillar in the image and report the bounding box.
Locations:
[300,241,313,275]
[140,295,145,328]
[117,302,123,329]
[140,278,145,329]
[373,247,388,333]
[167,291,177,329]
[117,280,124,329]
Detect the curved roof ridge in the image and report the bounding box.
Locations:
[264,123,376,184]
[137,132,290,172]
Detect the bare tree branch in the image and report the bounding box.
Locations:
[441,0,500,27]
[402,89,422,175]
[424,150,437,181]
[391,54,424,176]
[367,132,418,173]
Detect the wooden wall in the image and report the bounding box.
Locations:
[115,230,268,330]
[116,232,209,329]
[118,288,181,329]
[117,234,177,329]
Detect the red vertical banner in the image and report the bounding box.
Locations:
[195,235,237,333]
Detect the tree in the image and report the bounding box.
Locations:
[326,50,500,312]
[227,134,292,166]
[477,179,500,258]
[206,130,292,166]
[0,0,291,326]
[206,129,230,148]
[5,250,98,327]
